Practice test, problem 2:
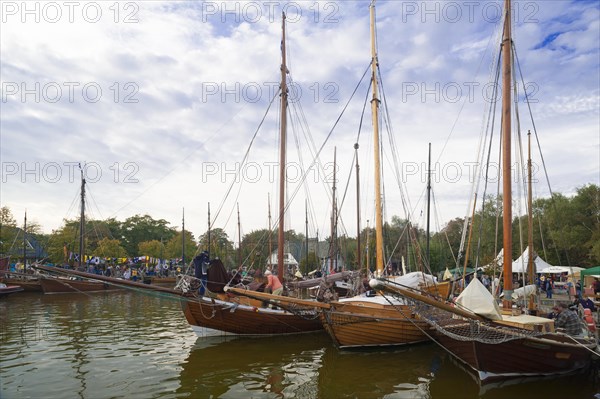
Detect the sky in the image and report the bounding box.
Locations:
[1,0,599,248]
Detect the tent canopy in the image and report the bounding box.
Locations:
[580,266,600,282]
[512,248,552,273]
[447,267,475,275]
[539,265,584,274]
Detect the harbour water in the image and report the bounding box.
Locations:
[1,290,598,398]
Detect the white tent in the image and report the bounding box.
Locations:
[482,249,504,269]
[512,248,552,273]
[267,252,299,268]
[539,265,584,274]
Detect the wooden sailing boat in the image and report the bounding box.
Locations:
[371,0,597,381]
[177,12,323,337]
[39,166,119,294]
[317,1,431,348]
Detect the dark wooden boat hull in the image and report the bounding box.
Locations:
[150,276,176,286]
[40,277,121,294]
[0,285,25,297]
[181,296,323,337]
[2,278,42,292]
[321,302,431,348]
[433,325,595,381]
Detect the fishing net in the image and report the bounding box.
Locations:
[384,291,547,344]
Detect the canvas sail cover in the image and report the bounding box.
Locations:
[505,284,537,300]
[443,267,452,280]
[456,277,502,320]
[389,271,437,290]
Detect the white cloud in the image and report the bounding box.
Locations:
[1,0,598,252]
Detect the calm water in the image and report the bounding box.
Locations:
[1,290,598,399]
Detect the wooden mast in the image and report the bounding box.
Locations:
[277,12,288,280]
[370,1,384,277]
[207,203,211,258]
[237,203,242,268]
[268,194,272,268]
[501,0,514,308]
[355,143,361,272]
[329,147,337,274]
[305,199,309,275]
[366,220,370,275]
[79,166,85,269]
[426,143,432,267]
[527,130,536,312]
[182,208,185,267]
[23,210,27,266]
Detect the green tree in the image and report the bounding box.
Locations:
[96,237,128,259]
[46,220,81,265]
[533,185,600,267]
[198,228,235,265]
[299,251,318,275]
[0,206,18,256]
[121,214,176,256]
[138,240,166,259]
[165,230,198,265]
[239,228,272,269]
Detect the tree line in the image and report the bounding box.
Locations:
[1,184,597,270]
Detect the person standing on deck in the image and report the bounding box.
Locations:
[553,303,582,336]
[575,280,582,299]
[264,270,283,296]
[593,278,600,295]
[545,278,553,299]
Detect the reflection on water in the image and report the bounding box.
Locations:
[1,291,599,398]
[318,344,440,398]
[178,334,328,398]
[1,291,195,399]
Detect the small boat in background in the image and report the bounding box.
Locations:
[1,274,42,292]
[39,275,120,294]
[0,283,24,298]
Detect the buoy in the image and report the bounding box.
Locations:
[583,308,596,332]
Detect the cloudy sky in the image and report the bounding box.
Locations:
[1,0,598,247]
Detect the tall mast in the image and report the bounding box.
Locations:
[207,203,211,258]
[355,143,361,272]
[366,220,370,275]
[237,203,242,268]
[268,194,272,268]
[527,130,536,312]
[330,147,337,274]
[79,165,85,269]
[160,236,164,264]
[501,0,514,308]
[316,230,319,272]
[182,208,186,267]
[370,1,384,276]
[23,210,27,265]
[277,12,288,280]
[426,143,432,267]
[305,199,309,275]
[527,130,534,280]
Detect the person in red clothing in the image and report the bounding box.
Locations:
[264,270,283,295]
